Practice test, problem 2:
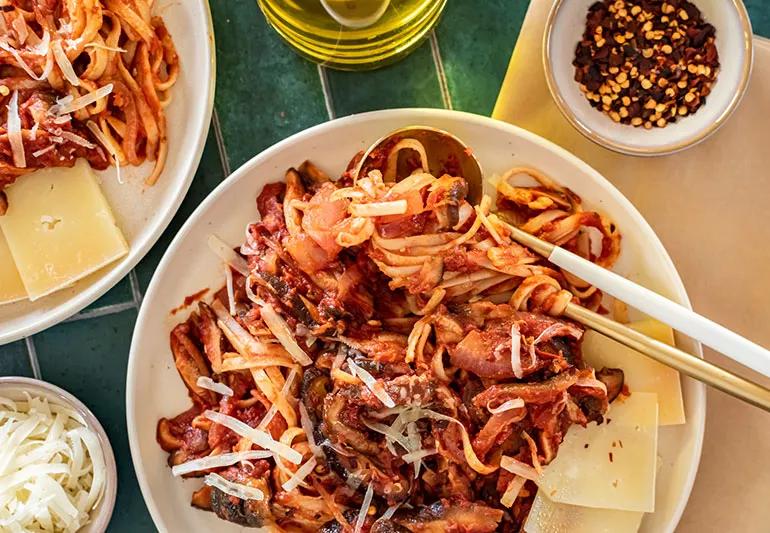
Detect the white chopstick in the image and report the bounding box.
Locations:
[505,223,770,379]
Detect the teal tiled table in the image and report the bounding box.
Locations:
[2,1,770,530]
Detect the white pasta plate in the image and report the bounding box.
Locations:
[0,0,215,345]
[126,108,705,532]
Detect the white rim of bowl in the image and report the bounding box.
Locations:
[0,0,217,345]
[0,376,118,532]
[126,108,706,533]
[542,0,754,157]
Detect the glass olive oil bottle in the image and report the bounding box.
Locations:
[257,0,447,70]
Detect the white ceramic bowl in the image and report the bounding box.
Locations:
[544,0,752,156]
[127,109,706,533]
[0,0,215,345]
[0,377,118,532]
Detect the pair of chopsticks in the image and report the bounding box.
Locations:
[502,221,770,412]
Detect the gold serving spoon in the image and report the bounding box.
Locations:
[357,125,770,412]
[354,126,484,205]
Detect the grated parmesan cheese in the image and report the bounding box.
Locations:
[171,450,271,477]
[0,395,106,532]
[258,302,313,366]
[203,410,302,465]
[195,376,233,397]
[354,482,374,533]
[204,473,264,501]
[347,359,395,408]
[207,234,250,276]
[281,456,317,492]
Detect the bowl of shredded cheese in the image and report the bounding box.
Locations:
[0,377,117,532]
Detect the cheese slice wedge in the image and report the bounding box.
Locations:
[582,319,685,425]
[536,392,659,513]
[524,490,643,533]
[0,160,128,300]
[0,228,27,304]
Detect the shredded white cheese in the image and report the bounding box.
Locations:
[500,455,540,481]
[49,84,113,117]
[281,456,317,492]
[7,90,25,168]
[258,302,313,366]
[203,410,302,465]
[510,322,523,378]
[207,234,250,276]
[52,40,79,86]
[85,120,121,184]
[298,402,322,458]
[195,376,233,397]
[500,475,528,508]
[347,360,395,408]
[171,450,271,477]
[204,473,264,501]
[354,482,374,533]
[487,398,525,415]
[0,395,106,532]
[349,200,408,217]
[224,263,236,316]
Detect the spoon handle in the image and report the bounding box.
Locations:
[505,222,770,379]
[551,245,770,378]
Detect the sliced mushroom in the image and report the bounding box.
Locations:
[170,324,215,407]
[596,367,625,403]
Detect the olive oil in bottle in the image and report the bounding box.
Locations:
[257,0,448,70]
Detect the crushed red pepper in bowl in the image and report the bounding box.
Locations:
[573,0,719,129]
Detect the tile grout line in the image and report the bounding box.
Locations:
[429,30,454,110]
[65,301,137,323]
[25,337,42,380]
[129,270,143,308]
[317,64,336,120]
[212,108,232,177]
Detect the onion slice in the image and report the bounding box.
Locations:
[7,91,25,168]
[204,473,264,501]
[172,450,271,476]
[195,376,233,397]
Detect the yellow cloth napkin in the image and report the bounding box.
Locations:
[493,1,770,531]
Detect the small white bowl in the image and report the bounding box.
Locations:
[0,377,118,533]
[544,0,753,156]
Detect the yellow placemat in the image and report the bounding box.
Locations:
[493,2,770,531]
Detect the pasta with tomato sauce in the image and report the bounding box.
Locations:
[0,0,179,196]
[156,142,626,532]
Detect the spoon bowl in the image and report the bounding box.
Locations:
[354,125,484,204]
